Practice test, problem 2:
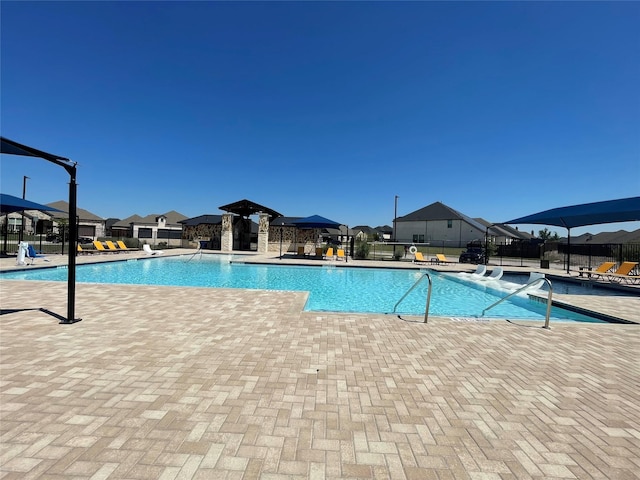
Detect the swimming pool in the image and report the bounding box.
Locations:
[1,254,612,323]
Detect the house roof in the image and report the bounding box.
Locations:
[111,211,187,227]
[46,200,104,221]
[474,218,533,240]
[180,215,224,226]
[398,201,487,232]
[562,229,640,244]
[112,214,145,228]
[136,211,188,225]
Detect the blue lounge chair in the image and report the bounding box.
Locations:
[26,244,49,264]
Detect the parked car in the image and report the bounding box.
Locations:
[459,245,486,264]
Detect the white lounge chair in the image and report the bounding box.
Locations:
[470,265,487,277]
[143,244,164,256]
[459,264,487,278]
[480,267,503,281]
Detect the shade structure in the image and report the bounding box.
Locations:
[0,193,62,214]
[1,136,80,324]
[290,214,342,229]
[504,197,640,229]
[219,199,282,219]
[504,197,640,273]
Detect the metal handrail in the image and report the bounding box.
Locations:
[393,272,433,323]
[481,277,554,329]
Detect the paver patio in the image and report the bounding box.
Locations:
[1,268,639,479]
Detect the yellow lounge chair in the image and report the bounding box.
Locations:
[606,262,639,283]
[581,261,616,279]
[116,240,139,251]
[336,249,346,261]
[78,244,100,254]
[436,253,454,264]
[324,247,334,260]
[93,240,117,253]
[413,251,428,264]
[105,241,120,252]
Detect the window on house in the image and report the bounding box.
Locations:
[447,220,453,228]
[138,228,152,239]
[412,234,424,243]
[157,229,182,239]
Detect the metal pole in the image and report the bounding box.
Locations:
[393,195,398,241]
[19,176,29,242]
[279,223,283,259]
[61,167,80,324]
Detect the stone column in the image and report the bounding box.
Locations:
[221,213,233,252]
[257,213,270,253]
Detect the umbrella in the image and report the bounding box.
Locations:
[0,193,62,214]
[290,214,342,229]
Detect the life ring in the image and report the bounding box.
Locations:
[409,245,418,254]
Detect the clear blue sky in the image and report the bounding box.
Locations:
[2,1,639,236]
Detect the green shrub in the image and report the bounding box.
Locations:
[355,241,370,259]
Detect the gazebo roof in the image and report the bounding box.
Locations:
[219,199,282,218]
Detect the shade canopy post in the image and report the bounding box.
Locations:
[1,136,81,324]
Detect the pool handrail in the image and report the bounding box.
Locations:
[481,277,554,328]
[392,272,433,323]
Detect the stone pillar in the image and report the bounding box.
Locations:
[221,213,233,252]
[257,213,270,253]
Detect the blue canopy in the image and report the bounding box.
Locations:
[504,197,640,274]
[290,214,342,229]
[504,197,640,229]
[0,193,62,214]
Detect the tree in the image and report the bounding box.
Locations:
[538,227,559,241]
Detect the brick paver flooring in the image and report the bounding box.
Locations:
[1,279,639,479]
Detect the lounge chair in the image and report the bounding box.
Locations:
[297,246,305,256]
[606,262,639,284]
[323,247,334,260]
[435,253,455,264]
[579,261,616,279]
[93,240,110,253]
[116,241,139,251]
[78,244,100,255]
[413,251,429,264]
[105,241,120,252]
[469,264,487,277]
[143,244,164,256]
[26,244,49,264]
[336,249,346,261]
[479,267,503,281]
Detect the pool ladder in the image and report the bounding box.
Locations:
[392,273,433,323]
[481,277,554,328]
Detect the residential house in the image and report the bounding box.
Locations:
[474,219,533,246]
[395,201,500,248]
[111,211,187,247]
[46,200,106,239]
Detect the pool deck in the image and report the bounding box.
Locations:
[1,250,639,479]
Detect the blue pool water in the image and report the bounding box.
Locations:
[1,255,607,322]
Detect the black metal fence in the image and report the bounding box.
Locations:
[494,241,640,270]
[1,226,74,255]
